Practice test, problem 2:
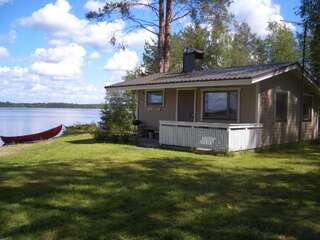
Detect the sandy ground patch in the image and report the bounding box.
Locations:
[0,144,32,157]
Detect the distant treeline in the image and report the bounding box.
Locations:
[0,102,103,109]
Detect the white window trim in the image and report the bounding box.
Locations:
[274,89,289,122]
[175,88,197,122]
[145,89,165,107]
[200,87,241,123]
[303,94,313,123]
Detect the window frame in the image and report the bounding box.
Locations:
[201,89,240,121]
[303,94,313,122]
[274,90,289,122]
[145,90,164,106]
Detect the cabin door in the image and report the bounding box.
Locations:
[178,90,195,122]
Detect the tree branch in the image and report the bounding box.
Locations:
[132,2,159,16]
[171,10,192,23]
[128,17,159,28]
[126,16,159,35]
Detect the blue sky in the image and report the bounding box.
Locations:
[0,0,301,104]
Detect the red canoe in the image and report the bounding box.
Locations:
[0,125,63,145]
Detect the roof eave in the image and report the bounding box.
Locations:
[251,62,299,84]
[105,78,253,91]
[105,62,320,93]
[250,62,320,94]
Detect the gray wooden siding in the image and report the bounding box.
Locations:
[259,69,319,146]
[138,85,257,130]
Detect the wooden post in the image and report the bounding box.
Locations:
[299,23,308,143]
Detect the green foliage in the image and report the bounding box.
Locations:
[265,22,300,63]
[63,124,98,136]
[142,40,159,74]
[168,34,185,72]
[299,0,320,80]
[299,0,320,30]
[140,19,300,73]
[170,25,210,72]
[124,66,146,80]
[310,27,320,79]
[228,22,259,66]
[86,0,231,72]
[253,38,268,64]
[96,91,135,142]
[206,16,232,68]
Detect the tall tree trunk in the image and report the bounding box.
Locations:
[163,0,172,73]
[158,0,165,73]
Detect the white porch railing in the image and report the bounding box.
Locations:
[159,121,263,152]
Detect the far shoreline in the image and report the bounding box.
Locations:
[0,102,103,109]
[0,106,102,109]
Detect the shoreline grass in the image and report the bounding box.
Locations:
[0,134,319,240]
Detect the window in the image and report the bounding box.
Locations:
[203,91,238,120]
[303,95,312,121]
[146,90,164,105]
[275,91,288,122]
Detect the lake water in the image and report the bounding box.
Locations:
[0,108,101,145]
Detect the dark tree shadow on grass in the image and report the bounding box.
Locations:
[0,155,319,240]
[67,138,99,145]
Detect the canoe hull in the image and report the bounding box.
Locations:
[0,125,63,145]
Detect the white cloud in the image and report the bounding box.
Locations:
[2,0,154,103]
[120,28,154,47]
[30,83,48,92]
[84,0,151,12]
[0,30,16,44]
[48,39,68,46]
[76,20,125,49]
[0,46,10,58]
[0,65,103,103]
[84,0,105,11]
[19,0,151,51]
[229,0,294,37]
[20,0,88,39]
[0,0,11,6]
[104,49,140,84]
[31,43,86,80]
[0,66,39,82]
[104,49,139,71]
[36,80,102,103]
[89,51,100,59]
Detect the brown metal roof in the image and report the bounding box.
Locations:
[107,62,299,89]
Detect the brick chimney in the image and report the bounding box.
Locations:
[183,48,204,73]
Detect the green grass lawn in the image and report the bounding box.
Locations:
[0,134,320,240]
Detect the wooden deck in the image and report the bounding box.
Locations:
[159,121,263,152]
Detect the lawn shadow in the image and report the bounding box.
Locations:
[0,155,319,239]
[67,138,99,145]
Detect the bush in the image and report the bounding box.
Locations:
[95,90,136,143]
[63,124,98,136]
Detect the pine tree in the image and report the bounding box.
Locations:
[87,0,230,73]
[299,0,320,81]
[97,91,135,141]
